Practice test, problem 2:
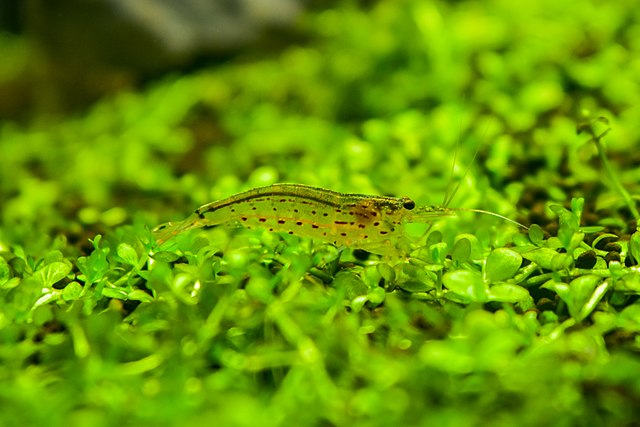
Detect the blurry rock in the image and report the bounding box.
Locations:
[27,0,303,72]
[2,0,304,114]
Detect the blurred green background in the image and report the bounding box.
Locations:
[1,0,640,426]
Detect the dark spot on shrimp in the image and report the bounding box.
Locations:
[358,224,366,229]
[312,224,319,229]
[278,220,286,224]
[288,231,294,234]
[311,210,316,215]
[241,217,248,221]
[380,231,388,235]
[340,232,347,237]
[335,220,348,225]
[296,221,303,226]
[373,222,380,226]
[323,213,329,217]
[258,218,266,222]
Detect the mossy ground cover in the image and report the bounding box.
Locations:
[1,0,640,426]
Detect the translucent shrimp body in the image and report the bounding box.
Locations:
[153,184,451,255]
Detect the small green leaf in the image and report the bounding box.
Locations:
[0,277,20,290]
[487,284,530,302]
[246,277,274,304]
[426,231,443,246]
[419,341,473,374]
[77,247,109,284]
[568,275,602,320]
[484,248,522,283]
[550,203,580,249]
[581,226,605,233]
[127,289,154,302]
[528,224,544,246]
[577,279,609,321]
[33,291,60,308]
[570,198,584,221]
[101,286,128,300]
[443,270,487,303]
[629,231,640,263]
[0,257,10,284]
[620,272,640,292]
[618,304,640,331]
[376,263,396,282]
[430,242,448,264]
[62,281,83,301]
[151,251,182,263]
[542,280,571,303]
[334,271,367,300]
[117,243,139,266]
[569,232,585,251]
[452,238,471,264]
[9,256,28,276]
[544,275,602,320]
[35,262,72,288]
[397,279,434,293]
[367,287,386,306]
[521,248,572,271]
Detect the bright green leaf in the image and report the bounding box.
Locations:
[128,289,154,302]
[426,230,443,246]
[62,281,83,301]
[367,286,385,305]
[0,277,20,290]
[544,275,602,320]
[452,237,471,264]
[484,248,522,283]
[488,284,530,302]
[101,286,129,300]
[35,262,72,288]
[151,251,182,263]
[568,275,603,320]
[117,243,139,266]
[397,279,433,293]
[528,224,544,246]
[335,271,367,300]
[376,262,396,282]
[0,257,10,284]
[430,242,448,264]
[443,270,487,303]
[629,231,640,263]
[521,248,571,271]
[246,277,274,304]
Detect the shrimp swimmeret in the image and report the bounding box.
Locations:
[152,183,526,256]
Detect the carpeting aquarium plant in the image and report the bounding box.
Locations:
[1,0,640,426]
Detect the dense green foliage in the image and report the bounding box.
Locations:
[1,0,640,426]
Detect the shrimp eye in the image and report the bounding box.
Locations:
[402,199,416,210]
